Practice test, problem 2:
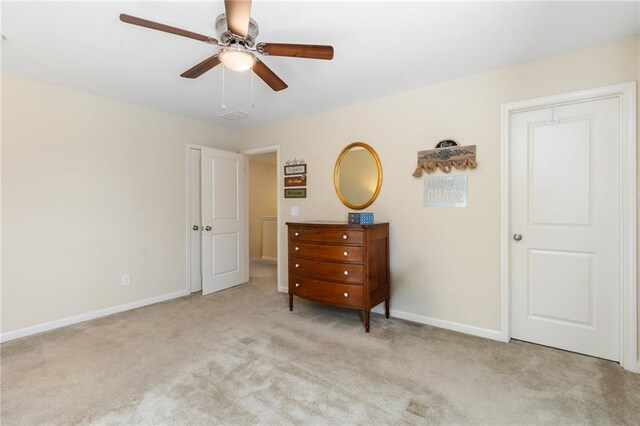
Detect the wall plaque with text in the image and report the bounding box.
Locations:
[424,176,468,208]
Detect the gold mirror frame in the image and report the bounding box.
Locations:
[333,142,383,210]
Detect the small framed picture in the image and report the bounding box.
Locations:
[284,164,307,175]
[284,175,307,187]
[284,188,307,198]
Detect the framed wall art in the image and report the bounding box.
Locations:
[284,188,307,198]
[284,163,307,175]
[284,175,307,187]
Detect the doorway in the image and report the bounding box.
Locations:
[241,146,282,291]
[500,82,637,372]
[187,144,248,296]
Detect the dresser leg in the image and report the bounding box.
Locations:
[385,299,390,319]
[289,293,293,311]
[364,309,370,333]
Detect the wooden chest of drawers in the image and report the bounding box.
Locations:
[286,222,390,332]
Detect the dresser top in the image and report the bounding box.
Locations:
[286,221,388,229]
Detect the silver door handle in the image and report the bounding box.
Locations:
[205,226,212,231]
[513,233,522,241]
[192,225,199,231]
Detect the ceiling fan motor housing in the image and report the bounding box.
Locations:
[215,13,259,47]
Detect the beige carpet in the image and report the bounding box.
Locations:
[2,261,639,425]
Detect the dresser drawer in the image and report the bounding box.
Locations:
[290,258,364,284]
[290,275,364,308]
[289,227,364,245]
[289,242,363,263]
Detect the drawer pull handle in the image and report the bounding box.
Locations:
[343,251,349,256]
[343,271,349,276]
[344,292,349,298]
[295,283,300,288]
[295,263,300,268]
[294,232,300,237]
[342,234,348,240]
[294,246,300,251]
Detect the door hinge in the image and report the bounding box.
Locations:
[546,107,559,125]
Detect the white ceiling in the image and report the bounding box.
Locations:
[2,1,638,129]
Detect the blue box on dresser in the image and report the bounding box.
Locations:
[348,212,374,224]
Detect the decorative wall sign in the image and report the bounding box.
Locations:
[284,164,307,175]
[424,176,468,208]
[284,158,307,175]
[284,188,307,198]
[284,175,307,187]
[413,144,477,176]
[435,139,458,148]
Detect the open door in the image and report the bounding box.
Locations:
[201,147,248,295]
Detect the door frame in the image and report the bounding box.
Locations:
[499,82,637,372]
[240,145,284,292]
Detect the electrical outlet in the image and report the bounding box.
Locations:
[291,206,299,216]
[121,274,130,286]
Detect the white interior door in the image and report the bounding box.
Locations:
[510,97,621,361]
[201,147,248,295]
[189,148,202,293]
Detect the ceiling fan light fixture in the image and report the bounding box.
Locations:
[218,45,256,72]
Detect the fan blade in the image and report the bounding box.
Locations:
[120,14,217,44]
[253,60,288,91]
[181,55,221,79]
[224,0,252,38]
[257,43,333,60]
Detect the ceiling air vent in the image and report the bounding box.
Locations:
[222,110,250,121]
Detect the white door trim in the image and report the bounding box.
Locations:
[500,82,637,372]
[240,145,284,292]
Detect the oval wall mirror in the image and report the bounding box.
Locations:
[333,142,383,210]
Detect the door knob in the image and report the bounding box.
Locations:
[513,233,522,241]
[192,225,199,231]
[205,226,212,231]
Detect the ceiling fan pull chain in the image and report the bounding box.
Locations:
[221,65,227,109]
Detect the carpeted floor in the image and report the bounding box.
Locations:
[2,261,639,425]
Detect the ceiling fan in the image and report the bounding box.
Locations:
[120,0,334,92]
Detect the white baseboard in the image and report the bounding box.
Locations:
[261,256,277,263]
[371,305,503,341]
[1,289,189,343]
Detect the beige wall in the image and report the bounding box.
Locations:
[1,74,237,333]
[237,38,639,343]
[248,159,277,259]
[2,37,638,359]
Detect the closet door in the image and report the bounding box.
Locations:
[201,147,248,295]
[510,97,621,360]
[189,147,202,293]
